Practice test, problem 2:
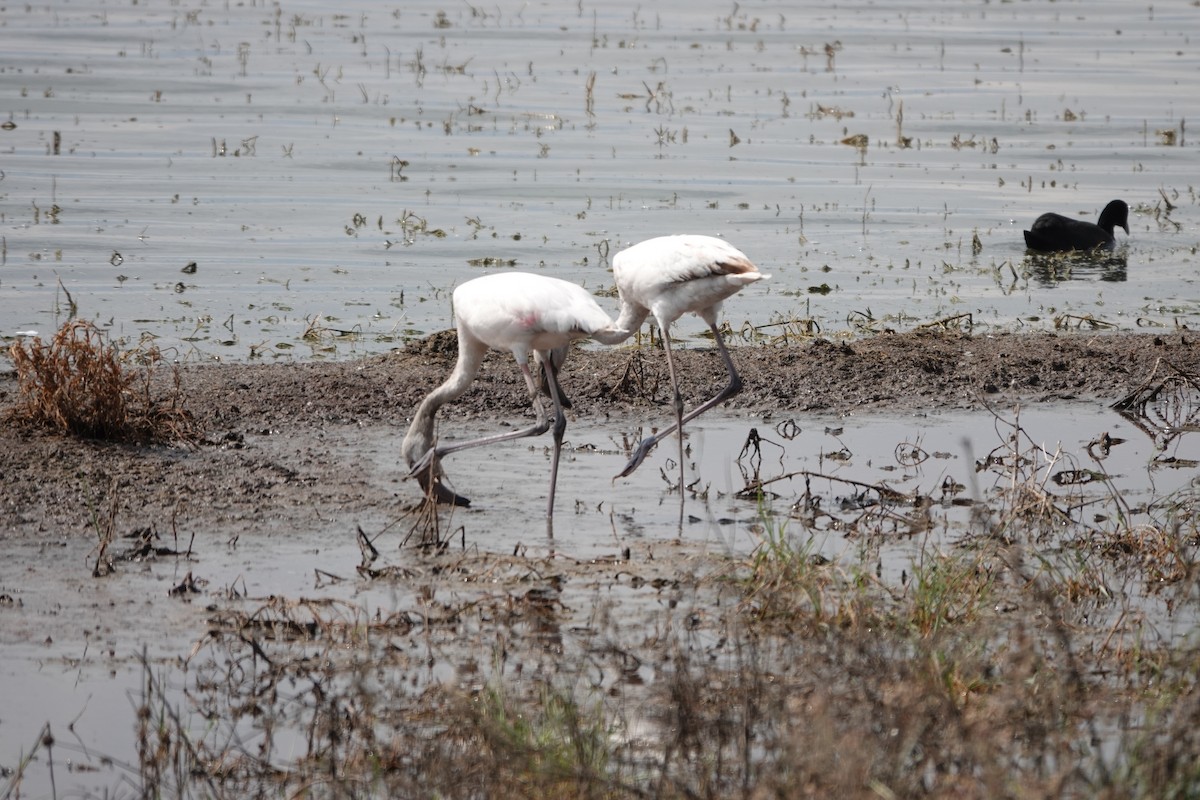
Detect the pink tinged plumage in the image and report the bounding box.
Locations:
[609,235,768,482]
[401,272,625,518]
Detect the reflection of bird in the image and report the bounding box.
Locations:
[402,272,628,518]
[609,234,768,482]
[1023,199,1129,252]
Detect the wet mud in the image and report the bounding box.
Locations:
[3,328,1200,797]
[2,330,1195,540]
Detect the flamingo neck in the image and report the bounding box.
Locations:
[591,300,647,345]
[401,340,485,467]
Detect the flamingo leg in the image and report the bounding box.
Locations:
[541,356,570,519]
[664,326,686,492]
[540,349,574,410]
[615,322,743,479]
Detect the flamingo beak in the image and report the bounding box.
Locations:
[409,456,472,508]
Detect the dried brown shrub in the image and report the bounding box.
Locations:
[7,319,200,444]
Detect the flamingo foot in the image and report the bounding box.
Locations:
[615,436,659,479]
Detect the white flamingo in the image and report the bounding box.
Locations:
[402,272,628,518]
[608,234,768,484]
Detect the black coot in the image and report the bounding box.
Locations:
[1023,199,1129,252]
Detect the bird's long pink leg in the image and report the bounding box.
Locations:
[615,322,743,479]
[541,357,570,519]
[664,327,686,492]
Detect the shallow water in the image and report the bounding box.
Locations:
[2,0,1199,794]
[2,0,1197,360]
[4,400,1200,795]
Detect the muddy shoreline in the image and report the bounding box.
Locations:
[3,328,1199,798]
[2,329,1195,540]
[161,328,1199,427]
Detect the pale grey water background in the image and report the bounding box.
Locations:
[2,0,1199,795]
[1,0,1197,359]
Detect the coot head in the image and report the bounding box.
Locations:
[1097,199,1130,236]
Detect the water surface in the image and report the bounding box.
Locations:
[2,0,1196,359]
